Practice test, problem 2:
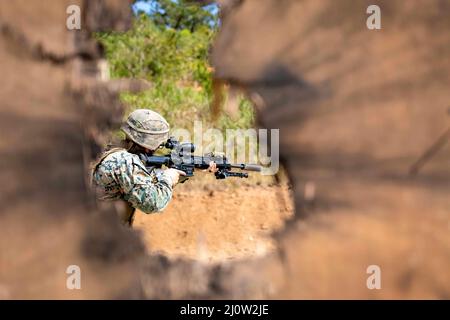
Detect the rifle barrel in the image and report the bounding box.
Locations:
[230,164,262,172]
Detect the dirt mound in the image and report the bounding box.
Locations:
[135,181,293,262]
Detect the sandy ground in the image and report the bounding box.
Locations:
[135,175,293,263]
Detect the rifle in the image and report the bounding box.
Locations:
[138,137,262,179]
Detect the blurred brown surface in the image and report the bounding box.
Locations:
[212,0,450,298]
[0,0,144,299]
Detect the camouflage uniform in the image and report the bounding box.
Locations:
[93,149,173,214]
[91,109,174,226]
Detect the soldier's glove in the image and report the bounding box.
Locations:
[163,168,186,187]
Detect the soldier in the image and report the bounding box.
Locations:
[92,109,216,226]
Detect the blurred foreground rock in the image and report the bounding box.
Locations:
[212,0,450,298]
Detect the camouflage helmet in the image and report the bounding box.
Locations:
[121,109,170,150]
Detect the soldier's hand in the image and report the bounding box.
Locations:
[164,168,186,186]
[202,161,218,175]
[208,161,218,173]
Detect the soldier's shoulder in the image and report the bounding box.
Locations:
[102,149,148,170]
[103,149,133,161]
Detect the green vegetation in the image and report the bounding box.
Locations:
[97,2,254,136]
[141,0,218,32]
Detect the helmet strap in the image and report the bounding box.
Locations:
[127,140,151,155]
